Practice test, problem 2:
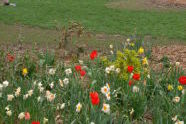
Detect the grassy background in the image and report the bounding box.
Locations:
[0,0,186,41]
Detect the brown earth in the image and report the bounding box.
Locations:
[151,45,186,71]
[106,0,186,10]
[153,0,186,8]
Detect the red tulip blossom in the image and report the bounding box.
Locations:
[90,92,100,105]
[133,73,140,81]
[90,50,98,60]
[179,76,186,85]
[80,70,86,77]
[127,66,134,73]
[129,80,133,87]
[75,65,82,72]
[7,53,15,62]
[32,122,40,124]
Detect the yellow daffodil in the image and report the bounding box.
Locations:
[22,68,28,76]
[167,84,173,91]
[142,57,148,65]
[177,85,183,91]
[138,47,144,54]
[130,43,135,47]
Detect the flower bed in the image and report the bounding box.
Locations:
[0,39,185,124]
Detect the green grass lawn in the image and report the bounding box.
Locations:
[0,0,186,41]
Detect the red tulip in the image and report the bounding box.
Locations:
[90,92,100,105]
[80,70,86,77]
[179,76,186,85]
[75,65,82,72]
[90,50,98,60]
[7,53,15,62]
[127,66,134,73]
[133,73,140,81]
[32,122,40,124]
[129,80,133,87]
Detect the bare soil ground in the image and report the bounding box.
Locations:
[106,0,186,10]
[151,45,186,70]
[152,0,186,8]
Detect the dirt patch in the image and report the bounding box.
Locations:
[153,0,186,8]
[106,0,186,10]
[151,45,186,71]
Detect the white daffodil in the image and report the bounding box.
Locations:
[15,87,21,97]
[182,89,185,95]
[106,83,110,89]
[101,86,110,95]
[28,90,33,97]
[109,65,115,71]
[0,84,3,91]
[110,50,114,55]
[90,122,95,124]
[175,120,184,124]
[50,82,54,89]
[59,79,64,87]
[5,105,10,111]
[63,78,69,85]
[175,62,180,67]
[37,96,41,102]
[82,66,88,70]
[173,96,180,103]
[130,73,134,79]
[115,68,120,74]
[109,44,113,49]
[102,103,110,114]
[6,110,12,116]
[60,103,65,109]
[39,87,44,93]
[38,82,43,88]
[23,94,29,100]
[57,103,66,110]
[172,115,178,122]
[106,92,111,100]
[7,94,14,101]
[43,117,48,124]
[147,74,151,79]
[18,112,25,120]
[130,108,134,115]
[105,67,111,74]
[76,102,82,113]
[127,38,131,42]
[33,81,37,86]
[65,68,72,76]
[48,68,56,75]
[46,91,56,102]
[79,60,84,65]
[132,86,139,93]
[3,80,9,87]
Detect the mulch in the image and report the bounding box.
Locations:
[151,45,186,71]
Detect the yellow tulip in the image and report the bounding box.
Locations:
[138,47,144,54]
[177,85,183,91]
[22,68,28,76]
[142,57,148,65]
[167,84,173,91]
